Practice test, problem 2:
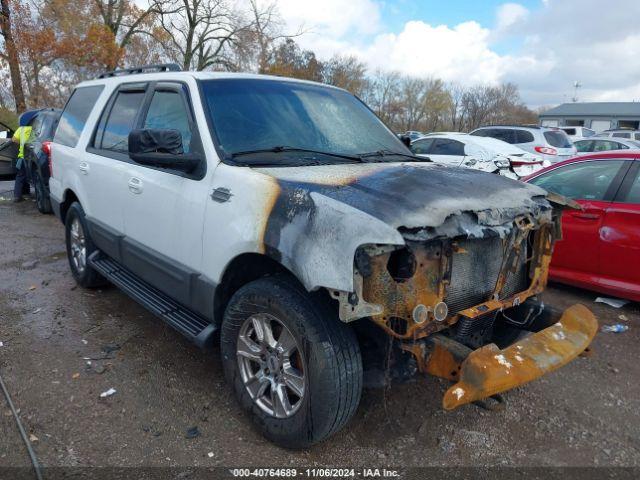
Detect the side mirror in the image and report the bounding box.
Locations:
[128,129,200,172]
[400,135,412,148]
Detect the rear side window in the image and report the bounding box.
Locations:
[574,140,593,152]
[624,169,640,204]
[543,131,572,148]
[54,86,104,147]
[96,91,145,152]
[515,130,534,143]
[529,160,625,200]
[593,140,627,151]
[491,129,516,144]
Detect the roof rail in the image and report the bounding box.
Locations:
[97,63,182,79]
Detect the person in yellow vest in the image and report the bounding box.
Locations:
[12,112,33,203]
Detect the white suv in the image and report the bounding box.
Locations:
[470,125,577,163]
[49,65,596,448]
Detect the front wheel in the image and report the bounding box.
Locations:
[221,276,362,448]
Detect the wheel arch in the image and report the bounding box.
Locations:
[60,188,80,224]
[214,252,312,326]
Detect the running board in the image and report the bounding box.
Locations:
[89,252,216,348]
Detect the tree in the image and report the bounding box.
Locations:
[156,0,253,71]
[263,38,323,82]
[322,55,368,97]
[0,0,26,112]
[93,0,169,67]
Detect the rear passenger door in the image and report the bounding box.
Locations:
[599,161,640,298]
[120,82,210,313]
[83,83,147,254]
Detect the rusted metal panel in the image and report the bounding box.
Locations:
[441,304,598,410]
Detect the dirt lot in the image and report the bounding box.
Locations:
[1,188,640,473]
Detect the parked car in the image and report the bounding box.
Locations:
[470,125,577,164]
[21,108,61,213]
[403,130,425,141]
[410,133,549,179]
[0,121,18,176]
[558,126,596,140]
[599,129,640,141]
[49,64,596,448]
[574,137,640,155]
[524,151,640,301]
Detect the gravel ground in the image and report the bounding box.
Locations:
[1,190,640,474]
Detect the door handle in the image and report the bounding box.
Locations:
[78,162,89,174]
[572,212,599,220]
[128,177,143,194]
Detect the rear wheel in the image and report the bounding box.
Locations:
[65,202,105,288]
[221,276,362,448]
[33,169,52,214]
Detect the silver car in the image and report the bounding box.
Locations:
[469,125,577,163]
[574,136,640,154]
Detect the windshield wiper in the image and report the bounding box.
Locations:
[358,149,429,162]
[230,146,364,163]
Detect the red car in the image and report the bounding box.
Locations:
[524,151,640,302]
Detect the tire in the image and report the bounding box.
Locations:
[65,202,105,288]
[33,168,52,214]
[221,276,362,449]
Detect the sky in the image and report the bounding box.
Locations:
[273,0,640,108]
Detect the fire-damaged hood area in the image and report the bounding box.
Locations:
[253,161,566,293]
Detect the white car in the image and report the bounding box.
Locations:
[558,126,596,141]
[410,133,549,179]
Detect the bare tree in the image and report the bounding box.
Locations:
[157,0,253,71]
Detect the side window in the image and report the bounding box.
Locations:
[54,86,104,147]
[29,115,44,139]
[635,133,640,141]
[470,129,491,137]
[593,140,626,152]
[529,160,625,200]
[97,91,146,152]
[613,132,631,138]
[574,140,593,152]
[143,90,192,153]
[411,138,434,155]
[492,129,516,144]
[515,130,535,143]
[614,142,629,150]
[623,169,640,204]
[431,139,464,155]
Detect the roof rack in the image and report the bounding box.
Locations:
[97,63,182,79]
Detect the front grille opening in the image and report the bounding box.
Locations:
[445,234,530,314]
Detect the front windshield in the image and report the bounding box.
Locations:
[199,78,409,163]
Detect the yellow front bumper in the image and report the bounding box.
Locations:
[442,304,598,410]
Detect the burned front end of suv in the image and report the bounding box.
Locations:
[258,162,598,409]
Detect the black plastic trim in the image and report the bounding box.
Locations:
[89,252,216,348]
[86,217,215,320]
